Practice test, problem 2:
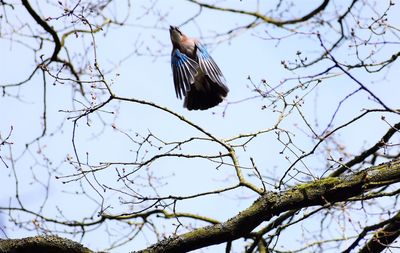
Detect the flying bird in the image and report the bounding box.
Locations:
[169,26,229,110]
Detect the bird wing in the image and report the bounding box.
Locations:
[171,48,198,99]
[195,42,227,86]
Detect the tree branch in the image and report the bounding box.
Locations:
[186,0,330,26]
[21,0,61,61]
[330,121,400,177]
[0,236,93,253]
[359,211,400,253]
[137,159,400,253]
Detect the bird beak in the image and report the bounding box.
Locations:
[169,25,179,32]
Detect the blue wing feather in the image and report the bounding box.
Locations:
[195,42,226,86]
[171,49,198,99]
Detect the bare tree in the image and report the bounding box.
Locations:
[1,0,399,252]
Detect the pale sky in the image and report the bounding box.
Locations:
[1,1,399,252]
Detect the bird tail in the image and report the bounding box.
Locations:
[184,76,229,111]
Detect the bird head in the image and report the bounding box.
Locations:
[169,26,184,45]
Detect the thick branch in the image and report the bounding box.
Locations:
[359,211,400,253]
[0,236,93,253]
[21,0,61,61]
[137,159,400,253]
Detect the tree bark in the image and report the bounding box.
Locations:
[359,211,400,253]
[2,160,400,253]
[0,236,93,253]
[136,159,400,253]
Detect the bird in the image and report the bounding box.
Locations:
[169,26,229,110]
